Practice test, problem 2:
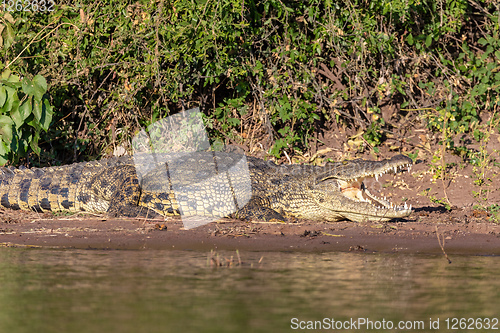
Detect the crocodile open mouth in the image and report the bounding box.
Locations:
[338,162,412,213]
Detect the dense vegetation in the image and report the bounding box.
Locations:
[0,0,499,166]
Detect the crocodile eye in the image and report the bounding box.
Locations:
[269,178,281,185]
[342,160,348,165]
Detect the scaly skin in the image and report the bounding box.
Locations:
[0,153,413,222]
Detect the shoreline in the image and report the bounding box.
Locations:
[1,212,498,255]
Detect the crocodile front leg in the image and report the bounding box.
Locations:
[235,197,286,222]
[91,165,161,218]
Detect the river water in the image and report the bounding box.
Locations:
[0,248,498,333]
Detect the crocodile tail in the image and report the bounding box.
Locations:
[0,163,98,213]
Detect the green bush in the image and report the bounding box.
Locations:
[0,69,53,165]
[0,12,53,165]
[0,0,498,164]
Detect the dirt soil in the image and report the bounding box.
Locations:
[1,121,499,255]
[0,207,499,255]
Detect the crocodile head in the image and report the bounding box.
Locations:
[313,155,413,222]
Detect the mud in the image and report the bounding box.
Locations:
[0,206,498,255]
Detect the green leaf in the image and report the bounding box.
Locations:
[0,86,17,112]
[0,153,8,166]
[22,78,36,96]
[0,114,13,126]
[32,98,42,121]
[0,85,6,107]
[0,115,13,141]
[0,28,5,49]
[462,100,472,111]
[10,107,23,129]
[19,99,32,120]
[494,73,500,88]
[8,97,19,121]
[425,35,432,47]
[40,99,53,131]
[29,135,41,155]
[2,23,15,49]
[407,34,414,45]
[478,38,488,46]
[32,75,48,101]
[6,74,20,84]
[0,139,10,157]
[1,68,11,80]
[278,126,290,136]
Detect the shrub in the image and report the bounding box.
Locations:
[0,0,498,163]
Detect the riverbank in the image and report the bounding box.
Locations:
[1,207,498,255]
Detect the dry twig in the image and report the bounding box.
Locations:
[435,226,452,264]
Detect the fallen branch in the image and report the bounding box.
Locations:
[436,226,452,264]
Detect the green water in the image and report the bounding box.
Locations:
[0,249,498,333]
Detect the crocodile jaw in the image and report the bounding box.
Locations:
[335,177,412,222]
[316,156,413,222]
[340,189,412,222]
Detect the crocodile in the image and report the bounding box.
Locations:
[0,152,413,222]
